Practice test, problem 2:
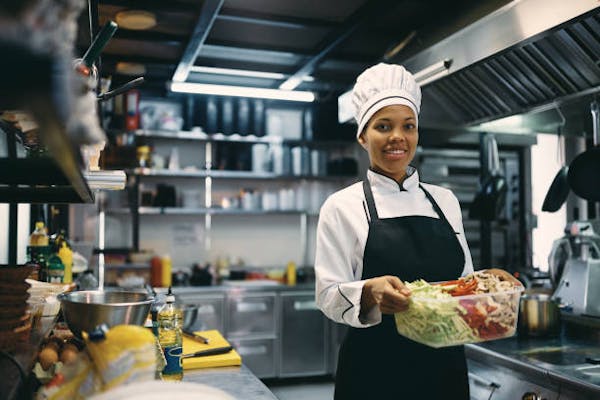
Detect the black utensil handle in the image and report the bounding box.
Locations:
[183,346,233,358]
[182,329,209,344]
[97,77,144,102]
[82,21,118,67]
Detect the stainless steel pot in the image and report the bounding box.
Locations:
[518,293,561,337]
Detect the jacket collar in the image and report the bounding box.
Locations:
[367,166,419,193]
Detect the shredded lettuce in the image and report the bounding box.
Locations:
[394,280,478,347]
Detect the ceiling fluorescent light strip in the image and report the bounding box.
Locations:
[412,58,453,85]
[189,66,314,82]
[279,77,304,90]
[170,82,315,102]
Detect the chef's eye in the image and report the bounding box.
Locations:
[374,122,391,132]
[404,123,416,131]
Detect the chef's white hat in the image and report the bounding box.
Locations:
[352,63,421,138]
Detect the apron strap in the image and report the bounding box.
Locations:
[362,178,379,222]
[363,179,456,231]
[419,184,454,230]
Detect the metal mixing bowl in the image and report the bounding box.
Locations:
[57,290,154,338]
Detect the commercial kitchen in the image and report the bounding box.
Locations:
[2,0,600,399]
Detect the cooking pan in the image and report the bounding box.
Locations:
[568,101,600,201]
[469,134,507,220]
[542,125,569,212]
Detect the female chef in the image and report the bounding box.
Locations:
[315,63,474,399]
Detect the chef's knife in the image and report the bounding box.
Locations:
[181,346,233,359]
[182,329,210,344]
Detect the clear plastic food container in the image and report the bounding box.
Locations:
[394,276,524,348]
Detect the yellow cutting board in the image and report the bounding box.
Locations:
[182,330,242,370]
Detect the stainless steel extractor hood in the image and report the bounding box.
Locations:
[395,0,600,134]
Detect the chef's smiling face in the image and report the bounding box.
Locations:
[358,104,418,183]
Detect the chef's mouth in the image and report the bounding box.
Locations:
[383,149,409,159]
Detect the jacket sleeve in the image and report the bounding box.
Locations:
[314,197,381,328]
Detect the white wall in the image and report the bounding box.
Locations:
[530,133,567,270]
[0,204,30,264]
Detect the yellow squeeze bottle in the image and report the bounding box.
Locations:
[57,242,73,284]
[286,261,297,286]
[161,255,172,287]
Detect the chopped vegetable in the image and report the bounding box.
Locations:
[394,270,522,348]
[394,280,478,347]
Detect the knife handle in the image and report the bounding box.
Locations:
[182,346,233,359]
[183,329,210,344]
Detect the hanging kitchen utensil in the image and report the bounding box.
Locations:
[97,77,144,102]
[542,107,569,212]
[82,21,118,68]
[469,133,507,220]
[568,101,600,201]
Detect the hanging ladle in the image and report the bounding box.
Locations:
[542,105,569,212]
[568,100,600,201]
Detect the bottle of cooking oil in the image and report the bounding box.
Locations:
[158,287,183,380]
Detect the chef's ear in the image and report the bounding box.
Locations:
[357,131,368,150]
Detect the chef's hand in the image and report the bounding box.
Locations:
[361,275,411,315]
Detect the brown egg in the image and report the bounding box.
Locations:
[38,346,59,370]
[60,347,79,365]
[63,342,79,352]
[43,338,61,352]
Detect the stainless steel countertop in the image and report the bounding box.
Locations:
[160,282,315,294]
[466,334,600,395]
[184,365,277,400]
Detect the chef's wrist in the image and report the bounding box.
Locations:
[360,279,376,316]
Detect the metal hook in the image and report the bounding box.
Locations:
[554,102,566,128]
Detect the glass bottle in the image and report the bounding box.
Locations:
[158,287,183,380]
[27,221,50,281]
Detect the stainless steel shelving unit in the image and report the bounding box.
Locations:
[112,129,359,267]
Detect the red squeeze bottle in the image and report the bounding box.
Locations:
[150,256,162,288]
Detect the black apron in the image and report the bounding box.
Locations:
[334,178,469,400]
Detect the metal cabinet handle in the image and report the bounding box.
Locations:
[237,345,268,356]
[468,372,500,389]
[236,302,268,312]
[197,304,216,314]
[293,300,317,310]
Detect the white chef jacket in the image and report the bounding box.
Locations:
[315,168,474,328]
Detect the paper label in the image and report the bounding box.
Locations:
[162,344,183,376]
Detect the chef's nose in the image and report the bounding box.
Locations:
[389,127,406,142]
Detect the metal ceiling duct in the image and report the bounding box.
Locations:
[399,0,600,130]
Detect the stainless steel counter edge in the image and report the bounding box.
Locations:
[184,365,278,400]
[465,343,600,394]
[156,283,315,295]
